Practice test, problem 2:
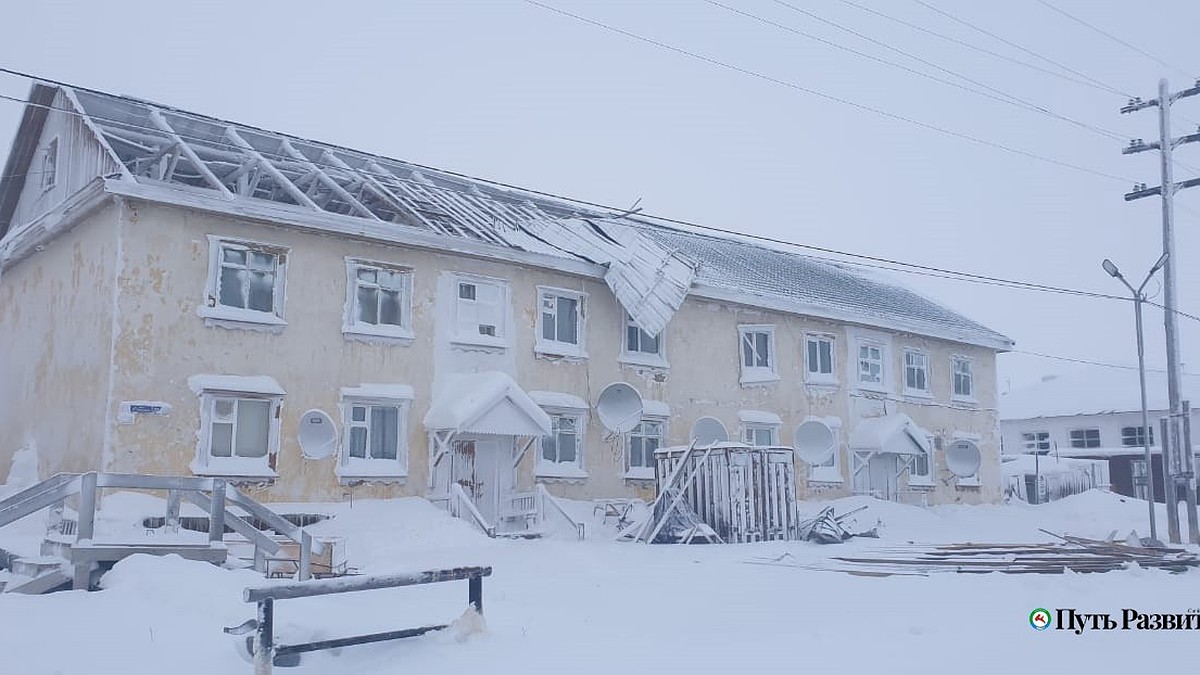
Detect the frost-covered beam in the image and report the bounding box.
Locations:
[279,140,380,220]
[365,160,466,237]
[61,88,134,181]
[322,152,446,233]
[224,128,321,212]
[150,110,235,199]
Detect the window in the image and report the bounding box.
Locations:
[1022,431,1051,452]
[536,287,586,358]
[909,437,934,486]
[738,325,778,384]
[1131,459,1150,500]
[193,393,281,477]
[1069,428,1101,449]
[951,357,974,399]
[1121,425,1154,447]
[451,274,507,347]
[627,419,664,479]
[903,349,930,395]
[743,424,778,447]
[41,138,57,192]
[805,334,836,384]
[540,413,585,476]
[201,237,288,328]
[858,341,884,385]
[338,392,410,481]
[621,313,667,368]
[344,260,412,341]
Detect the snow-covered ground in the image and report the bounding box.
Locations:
[1,491,1197,674]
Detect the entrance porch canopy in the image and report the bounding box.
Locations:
[423,372,552,436]
[849,413,932,456]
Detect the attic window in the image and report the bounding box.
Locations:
[41,138,58,192]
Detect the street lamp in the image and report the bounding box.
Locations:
[1103,252,1169,543]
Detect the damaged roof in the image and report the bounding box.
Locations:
[0,83,1012,350]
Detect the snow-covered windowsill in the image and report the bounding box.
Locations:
[535,341,587,361]
[190,458,277,480]
[952,396,980,408]
[808,468,843,485]
[197,305,287,333]
[624,467,656,482]
[451,334,508,352]
[342,323,414,346]
[619,352,670,370]
[908,479,935,490]
[535,462,588,483]
[740,370,780,386]
[956,476,982,488]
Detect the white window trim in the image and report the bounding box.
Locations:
[619,313,669,370]
[342,258,414,344]
[805,417,843,484]
[741,423,780,447]
[41,136,58,193]
[625,416,667,481]
[1022,431,1052,453]
[535,406,589,480]
[847,329,891,393]
[902,348,932,398]
[1069,427,1102,449]
[738,324,779,385]
[804,333,838,386]
[908,434,936,487]
[535,286,588,359]
[191,387,282,479]
[448,272,510,350]
[198,235,289,330]
[950,354,977,403]
[337,387,413,483]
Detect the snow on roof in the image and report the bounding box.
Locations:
[738,409,782,425]
[423,372,551,436]
[0,84,1010,350]
[339,384,415,401]
[528,390,588,410]
[1000,365,1200,420]
[187,374,285,396]
[1002,454,1101,477]
[848,414,931,455]
[642,400,670,418]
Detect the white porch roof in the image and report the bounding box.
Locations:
[423,372,551,437]
[849,414,931,456]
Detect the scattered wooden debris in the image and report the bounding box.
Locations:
[748,531,1200,576]
[796,505,878,544]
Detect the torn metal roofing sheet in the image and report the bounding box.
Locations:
[0,84,1012,350]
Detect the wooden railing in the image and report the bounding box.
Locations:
[535,484,585,540]
[445,483,496,538]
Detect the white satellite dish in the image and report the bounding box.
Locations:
[946,439,982,478]
[794,421,835,464]
[691,417,729,446]
[596,382,644,434]
[298,409,338,460]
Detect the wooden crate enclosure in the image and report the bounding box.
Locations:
[653,443,798,543]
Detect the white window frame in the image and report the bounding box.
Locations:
[742,423,779,448]
[192,390,282,478]
[535,286,587,359]
[41,137,58,193]
[857,340,885,389]
[846,329,891,393]
[1022,431,1051,453]
[199,236,289,329]
[626,417,666,480]
[337,389,412,482]
[908,435,935,487]
[343,258,414,343]
[1121,425,1154,447]
[951,355,976,402]
[620,312,669,369]
[536,407,588,479]
[738,324,779,385]
[448,272,509,349]
[1069,428,1101,449]
[803,418,842,484]
[902,348,931,397]
[804,333,837,385]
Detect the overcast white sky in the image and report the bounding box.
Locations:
[2,0,1198,391]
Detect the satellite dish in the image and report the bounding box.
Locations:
[596,382,644,434]
[298,409,337,460]
[946,439,982,478]
[794,421,835,464]
[691,417,729,446]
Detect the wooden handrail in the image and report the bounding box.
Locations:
[535,484,585,540]
[448,484,495,538]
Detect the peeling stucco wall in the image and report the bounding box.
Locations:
[104,201,1000,505]
[0,202,118,480]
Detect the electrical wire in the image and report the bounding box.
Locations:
[1031,0,1195,80]
[908,0,1136,99]
[516,2,1133,183]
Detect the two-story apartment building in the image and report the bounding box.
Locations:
[0,83,1012,531]
[1000,367,1200,501]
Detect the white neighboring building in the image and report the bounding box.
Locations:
[1000,367,1200,502]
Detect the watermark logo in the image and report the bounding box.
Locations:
[1029,608,1052,631]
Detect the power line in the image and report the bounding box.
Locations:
[744,0,1126,141]
[908,0,1136,99]
[1011,349,1191,374]
[518,2,1133,183]
[836,0,1128,96]
[1032,0,1194,79]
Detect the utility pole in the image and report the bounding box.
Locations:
[1121,78,1200,545]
